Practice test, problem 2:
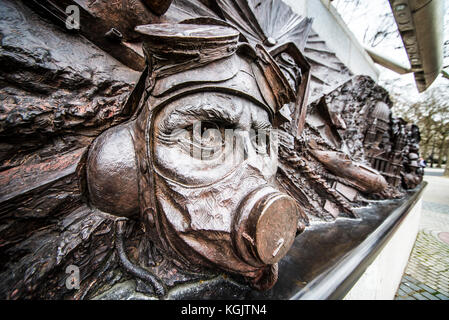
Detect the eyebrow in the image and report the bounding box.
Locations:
[157,93,272,135]
[158,98,243,134]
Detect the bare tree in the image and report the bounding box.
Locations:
[385,82,449,171]
[445,148,449,177]
[333,0,399,48]
[333,0,449,175]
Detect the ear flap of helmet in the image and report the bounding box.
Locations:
[269,42,311,137]
[86,122,139,218]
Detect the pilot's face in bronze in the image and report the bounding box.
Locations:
[151,92,300,289]
[153,92,277,185]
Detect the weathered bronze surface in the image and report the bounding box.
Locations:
[0,0,424,299]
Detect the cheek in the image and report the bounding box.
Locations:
[156,163,269,233]
[153,141,244,185]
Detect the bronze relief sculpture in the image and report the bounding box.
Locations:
[86,16,311,292]
[0,0,424,299]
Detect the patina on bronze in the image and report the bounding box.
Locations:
[0,0,425,300]
[86,20,309,291]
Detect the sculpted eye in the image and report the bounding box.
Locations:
[192,121,225,151]
[160,121,230,160]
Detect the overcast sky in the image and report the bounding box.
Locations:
[332,0,449,99]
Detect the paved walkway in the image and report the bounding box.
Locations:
[395,168,449,300]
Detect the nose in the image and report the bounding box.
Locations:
[242,130,278,181]
[232,186,299,267]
